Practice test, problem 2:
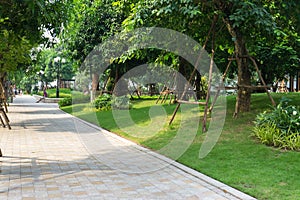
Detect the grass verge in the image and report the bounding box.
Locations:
[37,88,71,98]
[61,93,300,200]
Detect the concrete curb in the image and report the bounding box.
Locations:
[32,94,62,103]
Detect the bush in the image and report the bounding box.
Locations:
[58,92,90,108]
[111,95,132,109]
[253,97,300,150]
[58,97,72,107]
[48,93,71,98]
[92,94,133,111]
[93,94,112,110]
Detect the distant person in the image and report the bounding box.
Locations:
[13,85,17,95]
[43,87,48,98]
[36,87,47,103]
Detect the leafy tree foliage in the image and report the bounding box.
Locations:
[0,0,69,82]
[64,0,140,96]
[67,0,126,63]
[122,0,299,113]
[254,1,300,84]
[4,0,296,113]
[34,48,75,85]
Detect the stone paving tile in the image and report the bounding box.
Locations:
[0,95,256,200]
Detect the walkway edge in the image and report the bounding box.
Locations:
[59,108,256,200]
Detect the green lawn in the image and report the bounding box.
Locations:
[37,88,72,98]
[61,93,300,200]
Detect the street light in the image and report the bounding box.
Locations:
[54,56,66,98]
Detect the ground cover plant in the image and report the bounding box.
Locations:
[61,93,300,200]
[91,94,132,111]
[253,97,300,150]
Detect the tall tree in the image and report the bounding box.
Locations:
[35,48,75,85]
[254,1,300,84]
[65,0,136,97]
[123,0,298,113]
[0,0,69,83]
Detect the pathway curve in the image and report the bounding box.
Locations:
[0,95,256,200]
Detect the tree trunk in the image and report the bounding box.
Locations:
[91,73,99,100]
[177,58,189,100]
[224,19,251,115]
[0,72,6,85]
[0,72,7,95]
[195,71,203,100]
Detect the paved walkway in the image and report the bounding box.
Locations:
[0,95,256,200]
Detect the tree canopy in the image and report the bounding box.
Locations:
[1,0,299,113]
[0,0,70,80]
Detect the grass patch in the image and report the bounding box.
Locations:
[37,88,72,98]
[61,93,300,200]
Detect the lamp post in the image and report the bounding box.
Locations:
[54,57,66,98]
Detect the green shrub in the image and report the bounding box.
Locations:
[253,97,300,150]
[48,93,71,98]
[58,97,72,107]
[93,94,112,110]
[58,92,90,108]
[111,95,132,109]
